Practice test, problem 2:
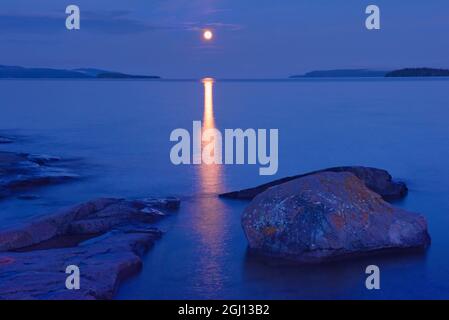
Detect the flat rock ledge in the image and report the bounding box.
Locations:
[242,172,430,264]
[220,166,408,201]
[0,196,180,299]
[0,151,78,199]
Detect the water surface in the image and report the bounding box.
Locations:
[1,78,448,299]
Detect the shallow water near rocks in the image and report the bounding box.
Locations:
[1,78,449,299]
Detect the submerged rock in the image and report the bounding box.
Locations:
[141,196,181,210]
[242,172,430,263]
[0,151,78,199]
[17,194,40,201]
[220,166,408,201]
[25,154,62,165]
[0,136,13,144]
[0,197,180,299]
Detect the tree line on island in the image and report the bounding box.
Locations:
[0,65,159,79]
[290,67,449,78]
[2,64,449,79]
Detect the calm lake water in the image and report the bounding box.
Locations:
[1,78,449,299]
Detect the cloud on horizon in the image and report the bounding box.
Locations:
[0,9,243,36]
[0,11,168,35]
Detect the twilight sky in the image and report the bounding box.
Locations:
[1,0,448,78]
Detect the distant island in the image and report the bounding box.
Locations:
[291,67,449,78]
[290,69,388,78]
[0,65,160,79]
[385,68,449,77]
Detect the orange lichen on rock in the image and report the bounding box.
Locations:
[263,226,278,236]
[362,211,370,224]
[331,214,345,230]
[0,257,15,266]
[242,171,430,263]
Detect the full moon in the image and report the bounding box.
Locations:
[203,30,213,41]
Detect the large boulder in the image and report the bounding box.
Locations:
[242,172,430,263]
[221,166,408,201]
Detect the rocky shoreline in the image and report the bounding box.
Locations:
[0,197,180,299]
[0,133,433,297]
[0,134,179,299]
